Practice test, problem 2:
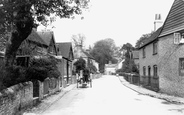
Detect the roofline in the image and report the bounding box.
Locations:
[137,38,158,49]
[158,0,176,37]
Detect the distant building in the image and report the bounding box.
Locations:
[73,45,99,73]
[105,61,117,75]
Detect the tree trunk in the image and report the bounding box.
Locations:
[4,18,33,67]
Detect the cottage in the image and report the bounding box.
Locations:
[138,0,184,97]
[56,42,74,84]
[38,31,57,56]
[138,27,161,91]
[16,29,48,66]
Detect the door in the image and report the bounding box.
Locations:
[148,66,151,85]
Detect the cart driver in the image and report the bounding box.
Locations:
[83,68,90,83]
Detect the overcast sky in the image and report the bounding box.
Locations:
[38,0,175,48]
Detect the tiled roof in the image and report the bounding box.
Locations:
[82,51,94,59]
[27,29,48,47]
[56,42,73,59]
[138,27,162,49]
[159,0,184,37]
[37,31,55,46]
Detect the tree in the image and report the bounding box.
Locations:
[71,33,86,54]
[72,33,86,47]
[74,57,86,73]
[90,38,117,73]
[120,43,138,74]
[120,43,134,59]
[135,32,154,48]
[0,0,89,67]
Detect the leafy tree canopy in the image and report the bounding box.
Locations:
[0,0,89,66]
[118,43,138,74]
[120,43,134,59]
[135,31,154,48]
[90,38,118,73]
[74,57,86,73]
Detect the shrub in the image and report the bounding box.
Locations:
[74,57,86,73]
[0,65,27,89]
[0,56,61,91]
[26,56,60,82]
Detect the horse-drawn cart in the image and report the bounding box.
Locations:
[76,68,92,88]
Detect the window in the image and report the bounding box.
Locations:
[143,66,146,76]
[153,65,158,77]
[174,33,181,44]
[179,58,184,76]
[153,42,158,55]
[143,47,146,58]
[148,66,151,76]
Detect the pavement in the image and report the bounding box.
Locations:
[23,75,184,114]
[23,84,77,115]
[118,76,184,104]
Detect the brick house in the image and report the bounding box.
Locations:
[138,27,162,91]
[56,42,74,84]
[138,0,184,97]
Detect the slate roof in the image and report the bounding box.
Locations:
[56,42,74,59]
[27,29,47,47]
[159,0,184,37]
[138,27,162,49]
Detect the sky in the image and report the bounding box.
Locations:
[38,0,175,48]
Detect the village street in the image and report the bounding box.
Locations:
[30,75,184,115]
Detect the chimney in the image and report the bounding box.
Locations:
[154,14,163,31]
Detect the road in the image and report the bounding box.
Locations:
[41,75,184,115]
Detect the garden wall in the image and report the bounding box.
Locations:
[0,74,100,114]
[0,81,33,115]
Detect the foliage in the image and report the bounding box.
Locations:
[26,56,60,82]
[0,0,89,67]
[0,56,60,91]
[72,33,86,49]
[90,38,117,73]
[135,32,154,48]
[0,0,89,32]
[121,58,138,73]
[0,64,27,90]
[73,57,86,73]
[118,43,139,74]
